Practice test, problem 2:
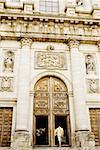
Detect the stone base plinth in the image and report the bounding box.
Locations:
[74,130,95,150]
[11,130,32,150]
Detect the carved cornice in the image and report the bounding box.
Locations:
[0,19,99,43]
[68,39,79,49]
[21,38,32,47]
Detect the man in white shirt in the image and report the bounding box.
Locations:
[55,126,64,147]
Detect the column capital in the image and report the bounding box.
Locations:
[21,38,32,47]
[68,39,80,49]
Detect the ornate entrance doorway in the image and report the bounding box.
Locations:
[33,76,70,146]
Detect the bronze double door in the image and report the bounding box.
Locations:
[33,76,71,146]
[0,107,13,147]
[89,108,100,146]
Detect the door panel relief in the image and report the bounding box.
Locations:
[0,107,13,147]
[89,108,100,146]
[33,76,70,146]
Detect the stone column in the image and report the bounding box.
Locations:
[12,38,32,150]
[69,40,95,149]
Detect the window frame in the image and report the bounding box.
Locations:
[39,0,59,13]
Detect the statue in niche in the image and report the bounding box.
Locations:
[85,54,96,74]
[4,51,14,72]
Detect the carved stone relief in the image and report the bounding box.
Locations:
[3,50,14,72]
[85,54,96,75]
[87,79,99,93]
[35,51,66,69]
[0,76,14,92]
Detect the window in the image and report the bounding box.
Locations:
[39,0,59,13]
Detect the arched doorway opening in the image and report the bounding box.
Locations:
[33,76,71,146]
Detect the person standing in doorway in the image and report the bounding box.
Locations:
[55,126,64,147]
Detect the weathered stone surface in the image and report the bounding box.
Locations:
[11,131,32,150]
[74,131,95,150]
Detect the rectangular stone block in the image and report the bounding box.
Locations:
[24,3,34,14]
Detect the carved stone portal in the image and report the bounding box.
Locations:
[35,51,67,69]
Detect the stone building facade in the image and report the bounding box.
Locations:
[0,0,100,150]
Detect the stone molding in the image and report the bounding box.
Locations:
[68,39,79,49]
[20,38,32,48]
[0,19,100,42]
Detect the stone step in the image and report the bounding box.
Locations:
[0,148,10,150]
[0,146,100,150]
[33,147,71,150]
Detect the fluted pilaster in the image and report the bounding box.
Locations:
[69,39,89,131]
[16,38,32,131]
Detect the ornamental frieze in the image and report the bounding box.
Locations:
[87,79,100,93]
[0,20,99,41]
[35,51,67,69]
[0,76,14,92]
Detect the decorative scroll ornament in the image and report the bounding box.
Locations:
[35,51,66,69]
[85,54,96,75]
[0,76,14,92]
[87,79,99,93]
[3,51,14,72]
